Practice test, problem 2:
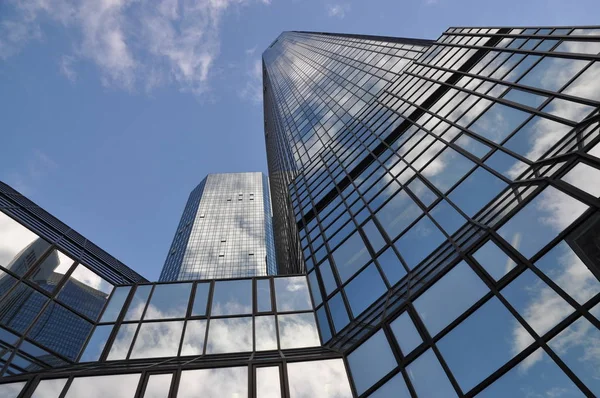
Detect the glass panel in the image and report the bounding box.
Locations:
[395,216,446,269]
[130,321,184,359]
[180,319,206,356]
[423,147,476,193]
[57,264,113,320]
[472,240,516,280]
[562,62,600,102]
[407,349,457,397]
[31,378,68,398]
[124,285,152,321]
[275,276,312,311]
[28,248,75,293]
[79,325,113,362]
[319,259,337,295]
[535,241,600,305]
[502,269,574,336]
[414,261,488,336]
[362,220,386,252]
[562,163,600,197]
[278,313,320,349]
[376,247,406,285]
[211,280,252,316]
[455,134,491,158]
[370,373,411,398]
[0,382,26,398]
[316,306,331,343]
[0,212,49,276]
[485,149,529,180]
[100,286,131,322]
[504,117,571,164]
[255,315,277,351]
[477,348,583,397]
[502,88,547,109]
[206,317,252,354]
[257,279,272,312]
[191,283,209,316]
[144,283,192,320]
[518,57,588,92]
[143,374,172,398]
[28,301,92,361]
[448,167,507,217]
[548,317,600,395]
[328,292,350,332]
[331,231,371,283]
[0,284,48,333]
[390,312,422,356]
[498,187,588,258]
[287,359,352,398]
[308,270,322,307]
[256,367,281,398]
[345,263,386,316]
[375,190,422,240]
[177,367,247,398]
[107,323,138,360]
[348,329,397,395]
[64,374,141,398]
[429,199,467,235]
[469,103,530,143]
[0,269,17,299]
[438,297,533,392]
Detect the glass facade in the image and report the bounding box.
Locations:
[1,26,600,398]
[160,172,277,280]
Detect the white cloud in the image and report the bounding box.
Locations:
[327,3,350,19]
[0,0,269,94]
[240,58,263,104]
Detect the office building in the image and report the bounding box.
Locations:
[160,172,277,281]
[1,26,600,398]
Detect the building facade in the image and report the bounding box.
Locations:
[160,172,277,281]
[0,25,599,398]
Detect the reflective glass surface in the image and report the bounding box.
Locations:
[124,285,152,321]
[347,329,397,395]
[130,321,184,359]
[100,286,131,322]
[180,319,206,356]
[256,367,281,398]
[191,283,210,316]
[31,378,68,398]
[107,323,137,360]
[177,367,247,398]
[255,315,278,351]
[257,279,272,312]
[274,276,312,311]
[390,312,422,356]
[64,374,141,398]
[143,374,173,398]
[287,359,352,398]
[144,283,192,320]
[331,232,370,282]
[407,349,457,397]
[80,324,113,362]
[206,317,252,354]
[278,313,320,349]
[344,263,387,316]
[57,264,113,321]
[211,280,252,315]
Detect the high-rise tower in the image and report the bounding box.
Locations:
[160,172,277,281]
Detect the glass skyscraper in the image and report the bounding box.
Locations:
[1,26,600,398]
[160,172,277,281]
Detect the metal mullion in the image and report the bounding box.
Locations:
[56,376,74,398]
[201,281,214,356]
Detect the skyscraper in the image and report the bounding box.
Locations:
[1,26,600,398]
[160,172,277,281]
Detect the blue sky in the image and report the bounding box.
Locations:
[1,0,600,281]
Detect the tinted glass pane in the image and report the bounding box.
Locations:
[498,187,588,258]
[345,263,386,316]
[328,292,350,332]
[449,167,507,217]
[257,279,272,312]
[57,264,113,321]
[191,283,209,316]
[211,280,252,316]
[407,349,457,397]
[143,374,172,398]
[414,261,488,336]
[316,306,331,343]
[0,284,48,333]
[28,249,75,293]
[278,313,320,349]
[376,247,406,285]
[308,270,322,306]
[478,348,582,397]
[370,373,411,398]
[562,163,600,198]
[548,317,600,395]
[0,212,48,276]
[0,382,26,398]
[256,367,281,398]
[144,283,191,320]
[362,220,386,252]
[65,374,141,398]
[331,231,371,283]
[319,259,337,295]
[100,286,131,322]
[255,315,277,351]
[470,103,530,143]
[180,319,206,356]
[79,325,113,362]
[375,190,422,240]
[438,297,533,392]
[130,321,184,359]
[177,367,247,398]
[287,359,352,398]
[275,276,312,311]
[518,57,588,92]
[124,285,152,321]
[347,329,397,395]
[395,216,446,269]
[423,147,476,193]
[31,378,68,398]
[430,199,467,235]
[206,317,252,354]
[107,323,137,360]
[390,312,422,356]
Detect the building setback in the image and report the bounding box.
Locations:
[0,26,600,398]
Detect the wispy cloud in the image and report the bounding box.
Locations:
[240,58,263,105]
[6,149,58,195]
[0,0,269,94]
[327,3,350,19]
